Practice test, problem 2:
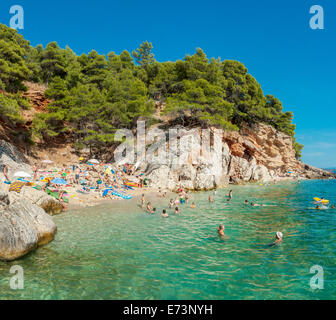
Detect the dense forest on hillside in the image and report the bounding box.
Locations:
[0,24,303,158]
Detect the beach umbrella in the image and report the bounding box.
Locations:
[88,159,100,164]
[51,178,68,185]
[42,159,53,164]
[13,171,31,178]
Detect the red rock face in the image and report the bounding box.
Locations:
[223,123,299,174]
[229,143,245,158]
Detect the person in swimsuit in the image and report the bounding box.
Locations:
[141,194,145,209]
[217,224,225,237]
[269,232,283,246]
[185,192,189,204]
[33,164,38,181]
[228,190,233,199]
[190,202,196,208]
[169,199,174,209]
[174,207,180,214]
[2,164,9,181]
[209,195,214,203]
[58,190,67,212]
[161,209,168,218]
[146,202,152,213]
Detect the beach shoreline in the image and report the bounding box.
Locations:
[65,176,303,212]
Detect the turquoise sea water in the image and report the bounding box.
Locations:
[0,179,335,300]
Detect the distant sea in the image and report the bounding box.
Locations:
[0,180,335,299]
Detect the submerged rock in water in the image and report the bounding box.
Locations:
[0,192,57,261]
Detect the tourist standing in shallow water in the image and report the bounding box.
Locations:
[146,202,152,213]
[161,209,168,218]
[169,199,174,208]
[217,224,225,238]
[141,194,145,209]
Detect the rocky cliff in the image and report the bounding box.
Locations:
[0,192,57,261]
[143,123,335,190]
[0,140,60,260]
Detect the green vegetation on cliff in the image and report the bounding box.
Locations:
[0,24,303,158]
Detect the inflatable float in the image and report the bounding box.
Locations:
[314,197,329,204]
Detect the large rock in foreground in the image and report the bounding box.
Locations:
[0,192,57,261]
[11,186,64,215]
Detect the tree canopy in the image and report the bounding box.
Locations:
[0,24,303,158]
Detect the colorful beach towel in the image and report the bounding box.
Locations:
[9,182,24,193]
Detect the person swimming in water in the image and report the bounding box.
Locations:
[228,190,233,199]
[146,202,152,213]
[150,207,156,214]
[269,232,283,246]
[174,207,180,214]
[169,199,174,208]
[190,202,196,208]
[332,205,335,209]
[244,200,249,205]
[161,209,168,218]
[217,224,225,238]
[209,195,214,203]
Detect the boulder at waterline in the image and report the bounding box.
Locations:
[0,193,57,261]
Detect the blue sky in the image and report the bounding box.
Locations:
[1,0,335,168]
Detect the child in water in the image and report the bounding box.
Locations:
[174,207,180,214]
[190,202,196,208]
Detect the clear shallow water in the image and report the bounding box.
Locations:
[0,180,335,300]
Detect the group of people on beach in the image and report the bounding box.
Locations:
[2,158,152,212]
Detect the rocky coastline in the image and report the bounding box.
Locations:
[0,122,334,261]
